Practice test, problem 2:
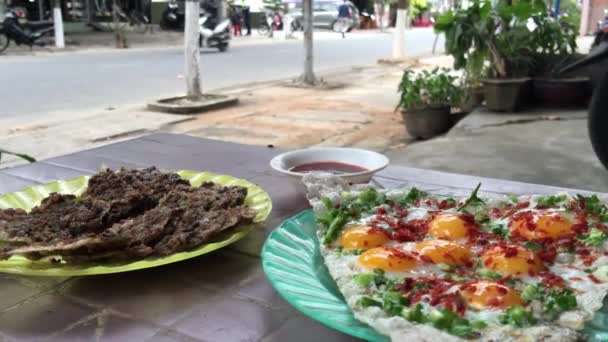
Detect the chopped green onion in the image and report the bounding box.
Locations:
[357,296,382,308]
[536,195,567,207]
[382,291,408,316]
[498,306,536,327]
[578,228,608,247]
[478,268,503,280]
[401,303,427,323]
[489,222,509,238]
[400,188,428,206]
[523,241,542,252]
[322,212,349,244]
[521,284,540,302]
[353,273,375,287]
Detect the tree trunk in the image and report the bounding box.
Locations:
[184,0,202,99]
[53,0,65,49]
[375,0,385,31]
[392,0,407,58]
[301,0,316,84]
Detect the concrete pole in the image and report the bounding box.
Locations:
[53,0,65,49]
[0,0,6,21]
[579,0,591,36]
[184,0,202,98]
[392,9,407,58]
[302,0,316,84]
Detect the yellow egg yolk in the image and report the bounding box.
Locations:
[428,214,472,241]
[510,211,573,240]
[414,239,473,266]
[340,226,389,250]
[459,281,524,310]
[358,247,417,272]
[480,245,544,276]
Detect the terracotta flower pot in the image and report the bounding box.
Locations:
[483,78,531,112]
[533,77,590,107]
[401,106,451,140]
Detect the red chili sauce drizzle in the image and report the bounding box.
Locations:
[398,277,467,316]
[370,206,429,242]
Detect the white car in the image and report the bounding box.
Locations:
[289,0,360,32]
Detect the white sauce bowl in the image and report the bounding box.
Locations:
[270,147,390,184]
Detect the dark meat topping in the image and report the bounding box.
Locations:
[0,167,256,263]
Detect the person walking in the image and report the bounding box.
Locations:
[337,0,352,38]
[230,5,242,36]
[241,0,251,35]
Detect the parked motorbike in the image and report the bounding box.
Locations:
[0,9,54,53]
[258,11,282,37]
[160,0,184,30]
[198,12,230,52]
[560,40,608,170]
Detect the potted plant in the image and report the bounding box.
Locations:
[434,1,490,111]
[480,0,540,112]
[396,67,463,139]
[436,0,537,112]
[529,13,590,106]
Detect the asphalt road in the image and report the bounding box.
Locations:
[0,29,443,120]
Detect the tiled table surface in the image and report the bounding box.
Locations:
[0,133,594,342]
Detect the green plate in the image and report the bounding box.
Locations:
[0,170,272,276]
[262,210,608,342]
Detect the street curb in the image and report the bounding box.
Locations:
[147,94,239,114]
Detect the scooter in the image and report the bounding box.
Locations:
[560,41,608,170]
[0,9,54,53]
[160,0,184,30]
[198,13,230,52]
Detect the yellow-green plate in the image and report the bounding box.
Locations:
[0,170,272,276]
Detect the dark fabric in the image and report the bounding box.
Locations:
[242,7,251,34]
[338,4,350,18]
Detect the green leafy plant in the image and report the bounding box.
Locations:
[396,67,463,111]
[409,0,430,19]
[529,11,578,76]
[435,0,539,79]
[0,148,36,164]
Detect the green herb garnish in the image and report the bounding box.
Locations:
[577,194,608,222]
[400,188,428,206]
[457,183,484,212]
[508,194,519,203]
[401,303,427,323]
[382,291,409,316]
[477,268,503,280]
[543,288,577,319]
[536,194,567,207]
[523,241,542,251]
[521,284,540,302]
[519,284,577,319]
[322,212,350,244]
[498,306,536,327]
[357,296,382,308]
[489,222,509,238]
[353,269,387,287]
[578,228,608,247]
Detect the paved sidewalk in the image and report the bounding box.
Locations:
[386,107,608,193]
[162,63,411,151]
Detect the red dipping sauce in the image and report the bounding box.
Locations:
[289,161,368,174]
